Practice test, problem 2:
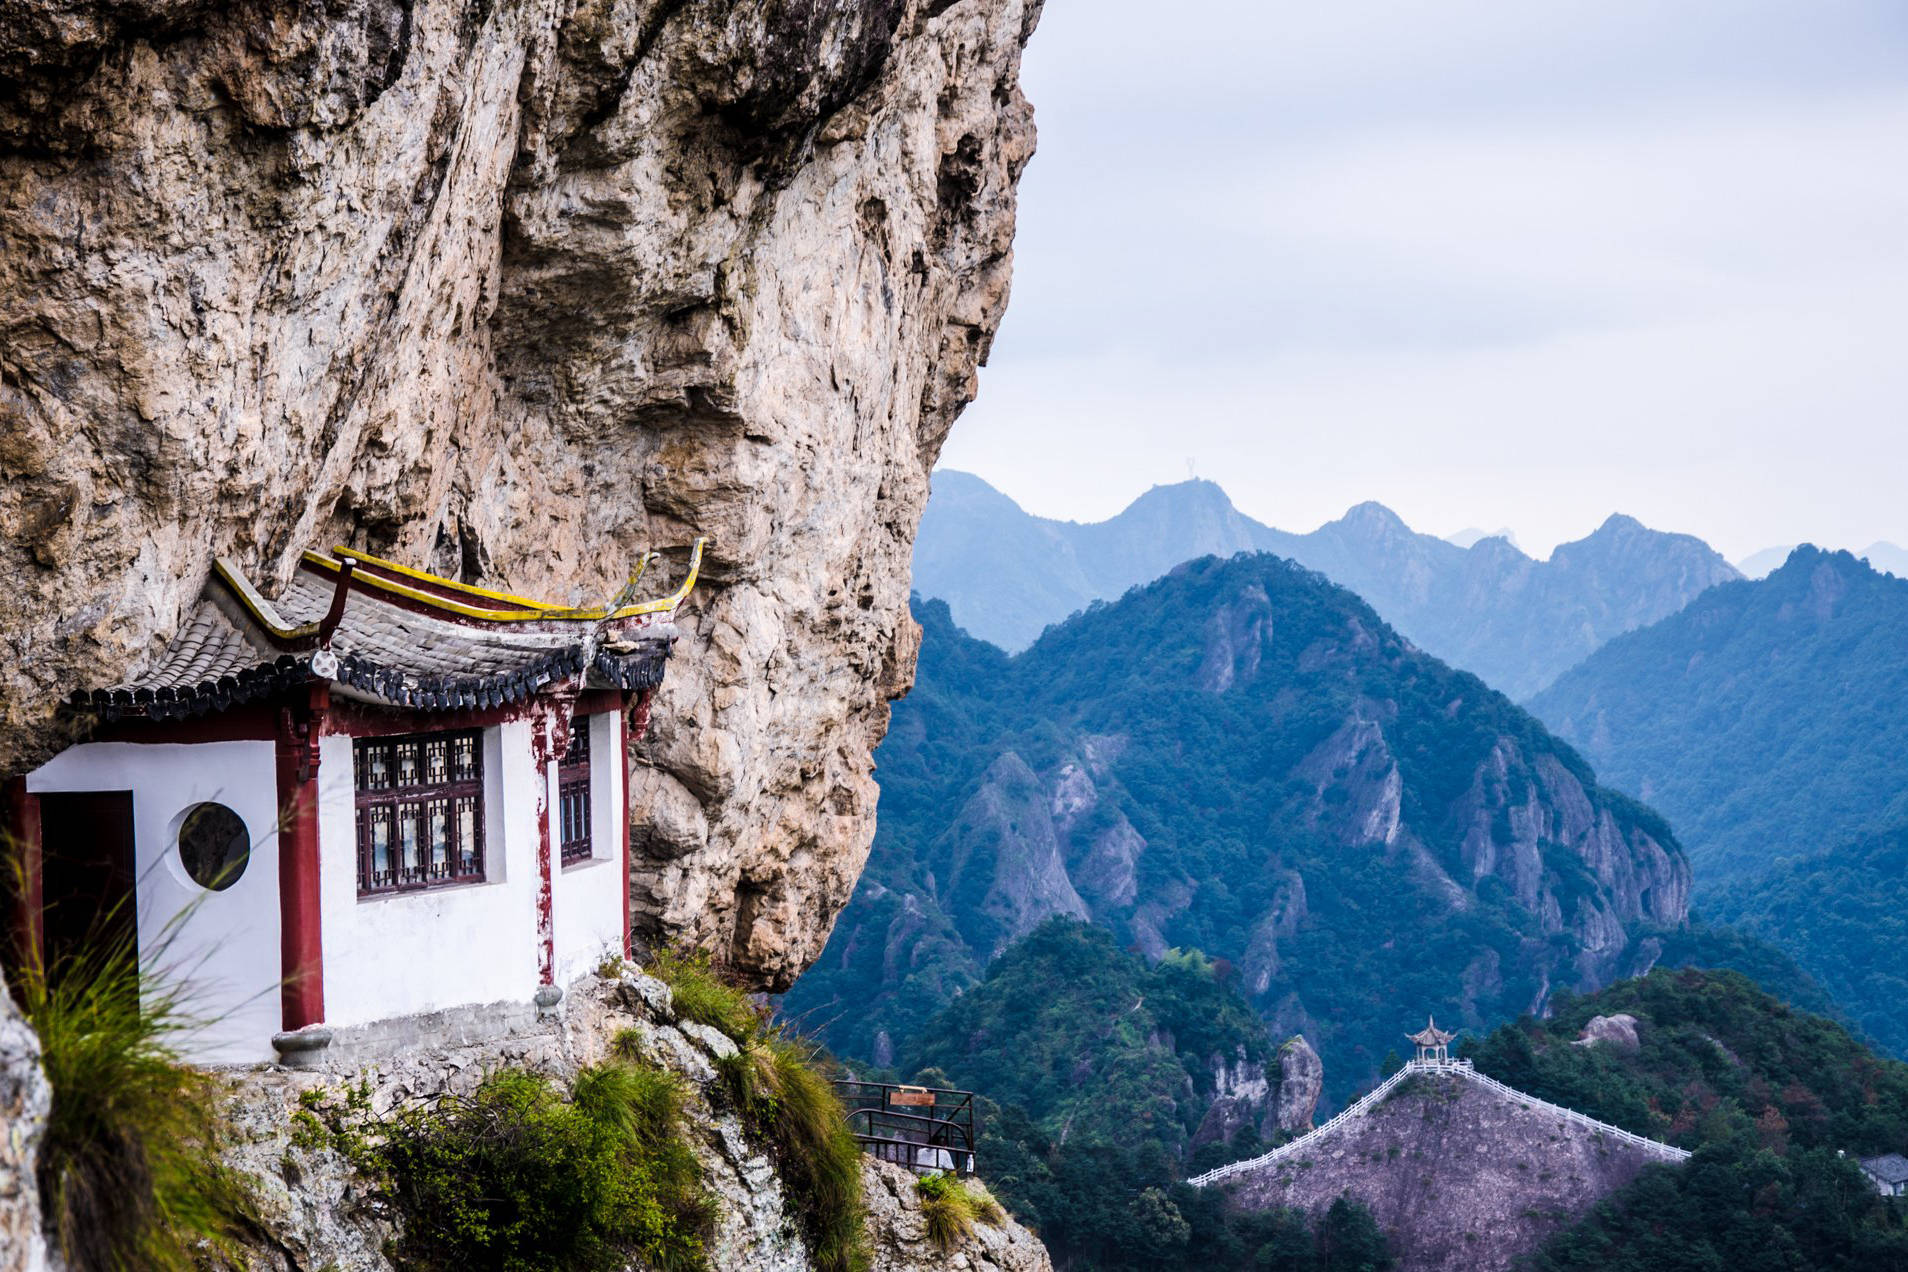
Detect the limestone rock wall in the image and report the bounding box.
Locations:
[0,0,1042,989]
[0,971,49,1272]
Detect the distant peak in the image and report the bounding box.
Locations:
[1590,513,1646,536]
[1129,478,1236,508]
[1338,500,1409,531]
[1770,543,1872,578]
[1447,526,1523,552]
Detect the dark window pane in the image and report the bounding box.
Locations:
[178,802,249,891]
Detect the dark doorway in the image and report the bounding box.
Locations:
[37,791,137,983]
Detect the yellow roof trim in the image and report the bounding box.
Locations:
[299,536,707,624]
[212,558,322,641]
[606,537,706,619]
[330,546,563,612]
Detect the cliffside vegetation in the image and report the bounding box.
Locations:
[301,1059,714,1272]
[14,902,253,1271]
[653,950,870,1272]
[788,555,1690,1103]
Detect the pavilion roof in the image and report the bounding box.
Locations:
[71,540,704,721]
[1407,1016,1457,1047]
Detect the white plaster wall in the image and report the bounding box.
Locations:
[552,709,627,985]
[316,722,541,1029]
[27,741,283,1065]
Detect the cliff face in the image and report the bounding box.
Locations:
[0,0,1041,988]
[0,972,48,1272]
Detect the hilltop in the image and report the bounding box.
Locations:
[1208,967,1908,1271]
[786,554,1690,1102]
[1211,1063,1681,1272]
[914,470,1739,698]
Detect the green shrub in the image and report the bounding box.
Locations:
[916,1172,1004,1250]
[720,1032,870,1272]
[11,890,255,1271]
[337,1059,711,1272]
[649,948,762,1044]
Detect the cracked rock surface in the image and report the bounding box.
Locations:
[0,0,1042,989]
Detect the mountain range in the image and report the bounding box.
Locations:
[786,554,1691,1102]
[915,471,1740,700]
[1529,547,1908,888]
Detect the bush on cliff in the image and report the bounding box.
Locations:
[315,1058,712,1272]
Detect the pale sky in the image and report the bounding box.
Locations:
[943,1,1908,561]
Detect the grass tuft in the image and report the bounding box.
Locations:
[647,947,762,1044]
[722,1032,869,1272]
[9,886,254,1271]
[916,1171,1002,1251]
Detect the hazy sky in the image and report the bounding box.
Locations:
[941,1,1908,561]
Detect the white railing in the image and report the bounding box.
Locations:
[1186,1058,1688,1188]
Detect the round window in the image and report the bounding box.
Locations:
[178,803,250,891]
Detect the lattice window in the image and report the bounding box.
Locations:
[558,721,592,865]
[355,730,485,895]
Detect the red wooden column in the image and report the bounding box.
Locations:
[274,686,328,1031]
[619,700,634,958]
[2,777,42,986]
[622,689,655,960]
[532,707,557,987]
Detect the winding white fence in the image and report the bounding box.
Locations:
[1186,1058,1689,1188]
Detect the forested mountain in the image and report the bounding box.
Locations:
[1529,547,1908,889]
[1469,969,1908,1270]
[894,920,1391,1272]
[915,470,1740,698]
[1704,825,1908,1061]
[785,554,1691,1102]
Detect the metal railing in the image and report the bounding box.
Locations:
[833,1079,977,1175]
[1186,1057,1688,1188]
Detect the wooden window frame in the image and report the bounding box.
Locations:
[558,720,592,866]
[354,729,485,896]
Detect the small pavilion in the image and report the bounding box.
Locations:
[3,539,703,1065]
[1408,1015,1457,1063]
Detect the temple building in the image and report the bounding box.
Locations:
[2,540,703,1065]
[1408,1016,1457,1063]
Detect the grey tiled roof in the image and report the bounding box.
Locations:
[74,555,683,721]
[1863,1154,1908,1184]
